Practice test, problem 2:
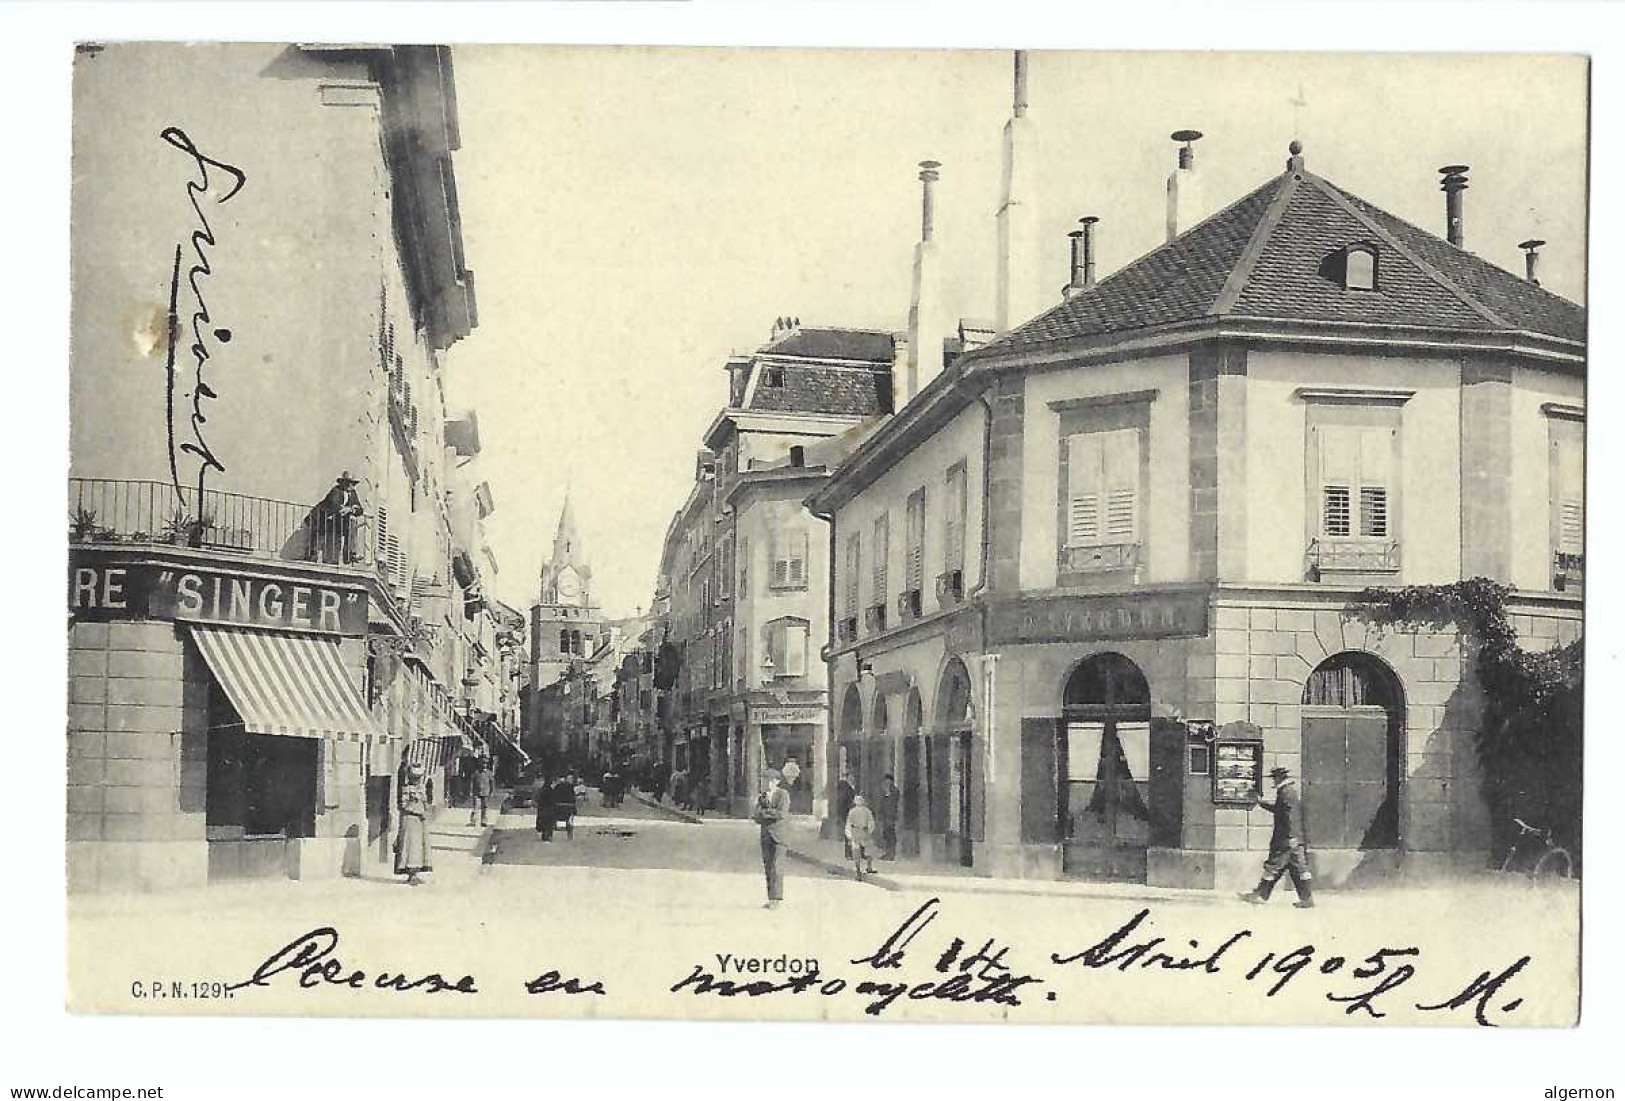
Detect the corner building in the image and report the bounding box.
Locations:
[811,146,1585,888]
[67,44,484,891]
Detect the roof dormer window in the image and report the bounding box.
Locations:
[1343,244,1378,291]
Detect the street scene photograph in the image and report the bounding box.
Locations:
[59,39,1587,1030]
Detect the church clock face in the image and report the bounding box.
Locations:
[556,568,581,605]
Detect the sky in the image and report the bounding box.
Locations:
[440,47,1588,619]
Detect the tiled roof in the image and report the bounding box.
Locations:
[747,363,892,416]
[979,165,1585,356]
[765,326,897,363]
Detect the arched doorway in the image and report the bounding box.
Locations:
[1061,652,1152,879]
[935,657,975,867]
[835,685,863,821]
[1301,653,1403,850]
[900,688,924,856]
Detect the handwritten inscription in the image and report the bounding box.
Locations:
[160,126,246,511]
[226,926,605,999]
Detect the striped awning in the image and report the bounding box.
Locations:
[188,624,388,742]
[404,736,459,771]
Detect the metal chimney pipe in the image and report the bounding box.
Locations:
[1439,165,1469,248]
[1519,238,1546,285]
[1013,51,1029,118]
[1173,128,1203,170]
[1065,230,1085,296]
[918,160,942,241]
[1080,215,1099,289]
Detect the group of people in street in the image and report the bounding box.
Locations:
[665,766,714,816]
[834,771,900,877]
[598,765,627,808]
[533,771,583,841]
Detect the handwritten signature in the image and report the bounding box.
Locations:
[160,126,245,511]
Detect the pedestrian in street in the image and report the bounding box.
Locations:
[468,759,494,827]
[752,769,791,909]
[693,772,712,818]
[553,773,578,840]
[394,764,433,886]
[534,772,555,841]
[835,770,856,859]
[1240,765,1315,909]
[670,767,688,810]
[846,794,878,878]
[878,773,901,860]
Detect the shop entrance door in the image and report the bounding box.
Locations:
[1060,653,1152,881]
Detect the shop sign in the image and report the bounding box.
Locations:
[751,705,826,726]
[987,589,1208,646]
[69,559,367,636]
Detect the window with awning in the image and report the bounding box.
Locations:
[187,623,387,742]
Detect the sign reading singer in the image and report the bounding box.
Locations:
[70,561,367,637]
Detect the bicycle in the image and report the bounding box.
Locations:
[1498,817,1574,882]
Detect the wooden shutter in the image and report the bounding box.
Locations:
[872,514,889,601]
[1103,428,1138,541]
[945,465,966,571]
[1554,424,1584,552]
[844,534,861,616]
[770,529,789,587]
[1020,718,1060,843]
[1066,433,1104,545]
[784,622,808,677]
[1358,427,1393,538]
[1318,426,1357,537]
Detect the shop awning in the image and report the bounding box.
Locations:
[188,624,389,742]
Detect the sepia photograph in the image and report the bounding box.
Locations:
[11,0,1625,1094]
[63,39,1588,1026]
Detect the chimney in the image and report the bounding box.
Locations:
[1519,238,1546,285]
[1166,129,1205,241]
[1063,216,1099,298]
[905,160,950,404]
[1439,165,1469,249]
[996,49,1043,332]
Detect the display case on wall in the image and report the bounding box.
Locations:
[1211,737,1264,806]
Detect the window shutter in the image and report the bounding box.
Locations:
[1319,426,1357,537]
[1103,429,1138,541]
[1556,430,1584,552]
[784,623,808,677]
[738,536,749,592]
[769,622,786,676]
[873,515,889,601]
[905,490,926,590]
[770,528,789,587]
[945,466,966,571]
[845,535,861,616]
[1358,428,1393,538]
[1066,433,1104,545]
[791,531,807,587]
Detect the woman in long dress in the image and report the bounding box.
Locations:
[395,764,433,886]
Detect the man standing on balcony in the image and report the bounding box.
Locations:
[310,471,364,564]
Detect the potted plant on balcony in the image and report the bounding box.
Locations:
[70,506,98,543]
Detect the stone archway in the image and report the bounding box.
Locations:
[1301,652,1404,851]
[900,686,925,853]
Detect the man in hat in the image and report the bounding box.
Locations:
[312,471,364,564]
[752,769,792,909]
[1240,765,1314,908]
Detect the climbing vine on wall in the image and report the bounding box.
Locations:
[1345,578,1583,863]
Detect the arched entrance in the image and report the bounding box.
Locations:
[1301,653,1403,850]
[935,657,975,867]
[1061,652,1152,880]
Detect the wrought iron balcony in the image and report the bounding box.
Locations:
[69,477,377,572]
[1306,537,1401,578]
[1058,542,1139,575]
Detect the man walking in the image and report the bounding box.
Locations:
[752,769,791,909]
[1240,765,1315,909]
[835,770,856,859]
[468,758,494,827]
[878,773,901,860]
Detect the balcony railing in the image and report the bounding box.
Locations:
[1306,538,1401,578]
[69,477,375,571]
[1059,542,1139,575]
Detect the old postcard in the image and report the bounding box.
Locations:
[65,42,1586,1027]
